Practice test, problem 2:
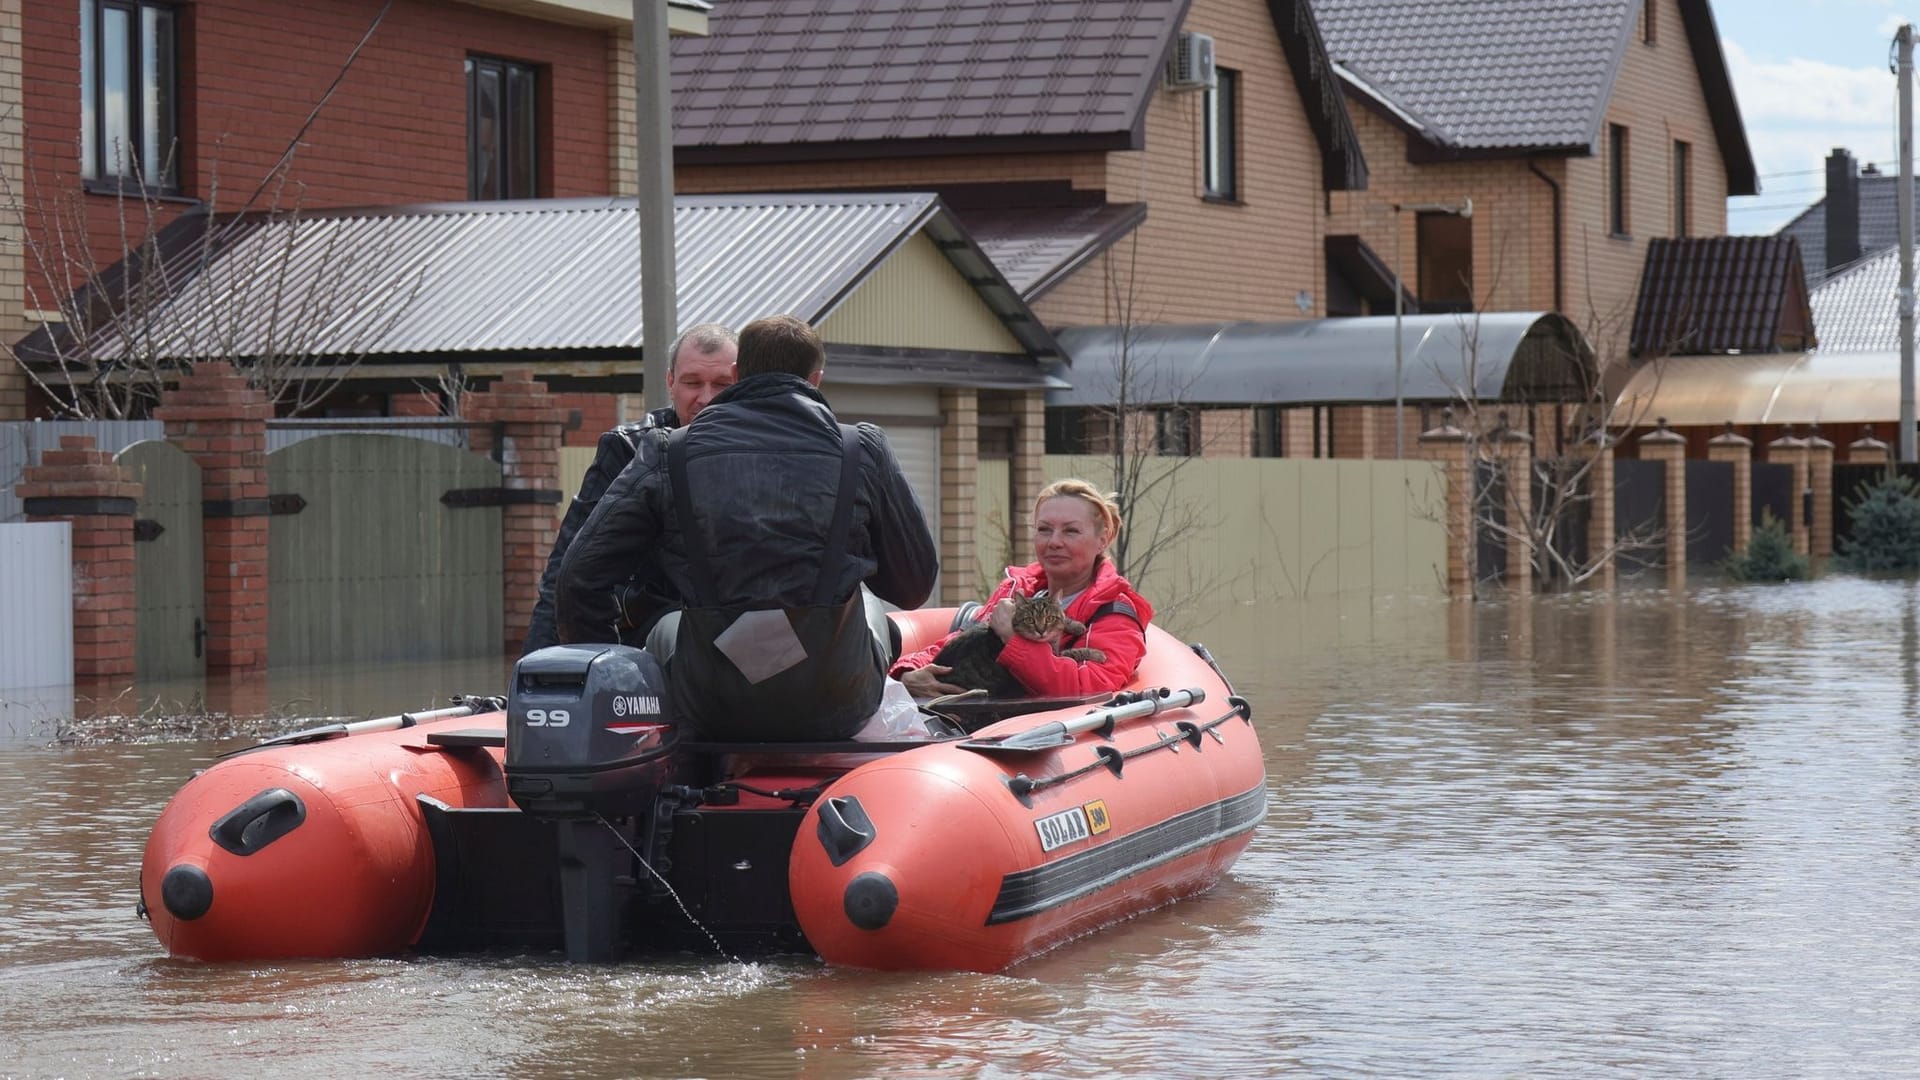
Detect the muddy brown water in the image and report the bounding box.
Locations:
[4,580,1920,1078]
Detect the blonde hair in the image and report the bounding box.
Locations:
[1035,479,1122,540]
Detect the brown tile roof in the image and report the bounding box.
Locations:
[669,0,1367,190]
[672,0,1185,158]
[1630,236,1814,357]
[959,202,1147,301]
[1315,0,1754,193]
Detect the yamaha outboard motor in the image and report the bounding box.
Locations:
[505,644,678,961]
[506,644,677,819]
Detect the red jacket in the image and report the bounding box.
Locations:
[891,559,1153,696]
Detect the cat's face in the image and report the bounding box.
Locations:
[1009,592,1071,644]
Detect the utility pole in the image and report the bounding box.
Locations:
[1899,24,1915,461]
[635,0,676,415]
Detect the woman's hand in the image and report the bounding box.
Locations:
[901,664,966,697]
[988,600,1016,642]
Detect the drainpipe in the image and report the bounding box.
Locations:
[1529,160,1564,312]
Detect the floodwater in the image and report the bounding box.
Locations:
[5,579,1920,1078]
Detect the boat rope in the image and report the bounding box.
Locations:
[1005,700,1253,802]
[716,781,825,807]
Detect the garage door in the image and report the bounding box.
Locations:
[853,419,940,603]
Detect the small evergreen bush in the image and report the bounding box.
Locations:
[1837,474,1920,574]
[1725,511,1809,583]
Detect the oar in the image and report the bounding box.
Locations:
[960,686,1206,755]
[221,698,503,758]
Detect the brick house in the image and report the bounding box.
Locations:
[1,0,721,421]
[667,0,1756,460]
[1316,0,1757,357]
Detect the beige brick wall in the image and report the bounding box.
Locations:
[608,29,636,197]
[1036,0,1327,328]
[1565,0,1732,366]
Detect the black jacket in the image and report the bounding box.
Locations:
[522,405,677,654]
[555,375,937,643]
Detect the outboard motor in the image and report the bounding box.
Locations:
[506,644,678,820]
[505,644,678,961]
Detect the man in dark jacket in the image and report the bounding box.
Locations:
[556,315,938,741]
[521,323,737,653]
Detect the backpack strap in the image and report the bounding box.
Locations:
[811,424,865,607]
[1064,598,1141,646]
[666,426,719,608]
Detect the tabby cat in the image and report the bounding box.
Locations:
[932,590,1109,697]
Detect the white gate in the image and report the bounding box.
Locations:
[0,522,73,688]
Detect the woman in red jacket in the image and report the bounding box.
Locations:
[893,479,1153,698]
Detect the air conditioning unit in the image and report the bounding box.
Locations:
[1165,32,1217,92]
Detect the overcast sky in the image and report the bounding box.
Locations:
[1718,0,1910,234]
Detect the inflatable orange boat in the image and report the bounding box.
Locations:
[140,610,1263,971]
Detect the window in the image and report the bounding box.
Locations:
[1045,407,1091,454]
[1642,0,1656,43]
[1253,406,1286,457]
[1417,211,1474,313]
[80,0,178,190]
[1672,139,1691,236]
[467,56,539,200]
[1155,406,1199,456]
[1609,123,1630,237]
[1202,68,1238,200]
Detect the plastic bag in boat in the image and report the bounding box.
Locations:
[853,678,931,741]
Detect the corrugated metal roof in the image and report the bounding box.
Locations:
[1049,312,1595,406]
[1808,246,1900,353]
[1630,236,1813,356]
[68,193,1059,364]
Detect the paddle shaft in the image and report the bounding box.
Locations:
[340,703,482,736]
[1002,687,1205,749]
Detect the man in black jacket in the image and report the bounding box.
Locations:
[521,323,737,653]
[556,315,938,740]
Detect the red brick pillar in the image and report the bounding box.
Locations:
[155,363,273,671]
[1495,416,1533,594]
[1579,430,1616,589]
[1638,419,1687,586]
[1766,429,1811,556]
[1707,422,1752,555]
[20,436,141,680]
[1849,430,1890,465]
[1419,408,1472,596]
[468,370,567,654]
[1806,426,1835,561]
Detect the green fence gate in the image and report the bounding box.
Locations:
[267,434,504,666]
[118,440,206,682]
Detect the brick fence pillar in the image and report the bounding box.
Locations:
[1579,430,1616,589]
[1707,421,1753,555]
[1496,416,1533,594]
[939,386,979,605]
[1766,428,1811,556]
[467,370,566,654]
[1010,388,1046,557]
[20,435,141,679]
[1849,430,1890,465]
[1638,418,1687,586]
[1806,426,1835,561]
[1419,408,1472,596]
[155,363,271,672]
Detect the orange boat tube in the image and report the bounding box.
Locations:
[140,705,511,962]
[788,621,1263,972]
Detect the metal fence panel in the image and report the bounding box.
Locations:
[1475,460,1508,584]
[0,522,72,688]
[1615,458,1667,572]
[119,441,205,681]
[1752,461,1794,531]
[1833,463,1920,550]
[268,433,503,665]
[0,420,162,522]
[1685,459,1734,565]
[1531,458,1590,575]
